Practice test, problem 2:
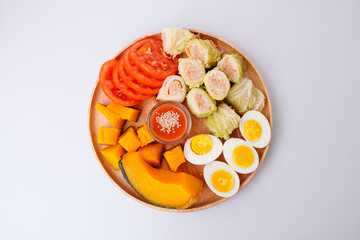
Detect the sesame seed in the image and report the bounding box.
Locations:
[155,110,180,134]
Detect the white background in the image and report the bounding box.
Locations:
[1,0,360,239]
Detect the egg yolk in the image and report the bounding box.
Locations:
[232,145,254,168]
[242,119,262,141]
[190,134,213,155]
[211,170,234,193]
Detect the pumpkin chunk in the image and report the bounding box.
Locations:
[95,103,125,129]
[138,142,164,167]
[101,144,126,170]
[163,145,186,172]
[97,127,120,145]
[120,152,203,209]
[118,127,141,152]
[107,103,141,122]
[137,123,155,147]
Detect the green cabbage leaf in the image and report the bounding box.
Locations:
[205,103,241,140]
[162,28,194,56]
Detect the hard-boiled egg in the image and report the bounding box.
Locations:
[203,161,240,197]
[184,134,222,165]
[239,110,271,148]
[223,138,259,174]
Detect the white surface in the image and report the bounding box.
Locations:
[1,0,360,239]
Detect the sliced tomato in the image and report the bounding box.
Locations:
[123,51,164,87]
[99,59,140,106]
[112,63,153,100]
[128,37,179,79]
[118,56,161,95]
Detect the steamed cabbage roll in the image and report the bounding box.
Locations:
[226,78,265,115]
[203,70,230,100]
[185,39,220,68]
[217,53,247,83]
[186,88,216,118]
[205,103,241,140]
[178,58,205,88]
[157,75,187,103]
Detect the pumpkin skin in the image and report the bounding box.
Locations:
[119,152,203,209]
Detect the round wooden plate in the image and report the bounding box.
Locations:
[88,30,273,212]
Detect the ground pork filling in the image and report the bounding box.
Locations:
[219,57,238,80]
[207,72,228,98]
[193,91,212,113]
[179,59,204,87]
[188,43,207,63]
[168,80,182,95]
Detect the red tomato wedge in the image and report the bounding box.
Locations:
[123,52,164,87]
[118,56,161,95]
[99,59,140,106]
[113,63,153,100]
[128,37,179,79]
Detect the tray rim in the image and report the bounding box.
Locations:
[88,29,273,213]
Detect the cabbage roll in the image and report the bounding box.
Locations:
[186,88,216,118]
[185,39,220,68]
[178,58,205,88]
[217,53,247,83]
[157,75,187,103]
[203,70,230,100]
[205,103,241,140]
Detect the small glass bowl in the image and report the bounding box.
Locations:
[147,101,192,145]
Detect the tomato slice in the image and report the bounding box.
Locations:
[99,59,140,106]
[118,56,161,95]
[123,52,164,87]
[128,37,179,79]
[113,63,153,100]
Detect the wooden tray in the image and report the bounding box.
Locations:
[88,30,273,212]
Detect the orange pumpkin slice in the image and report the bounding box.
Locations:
[119,152,203,209]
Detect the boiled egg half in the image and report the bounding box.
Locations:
[184,134,222,165]
[240,110,271,148]
[223,138,259,174]
[204,161,240,197]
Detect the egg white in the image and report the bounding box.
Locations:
[203,161,240,198]
[239,110,271,148]
[223,138,259,174]
[184,134,222,165]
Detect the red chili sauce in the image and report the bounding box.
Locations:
[149,103,188,142]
